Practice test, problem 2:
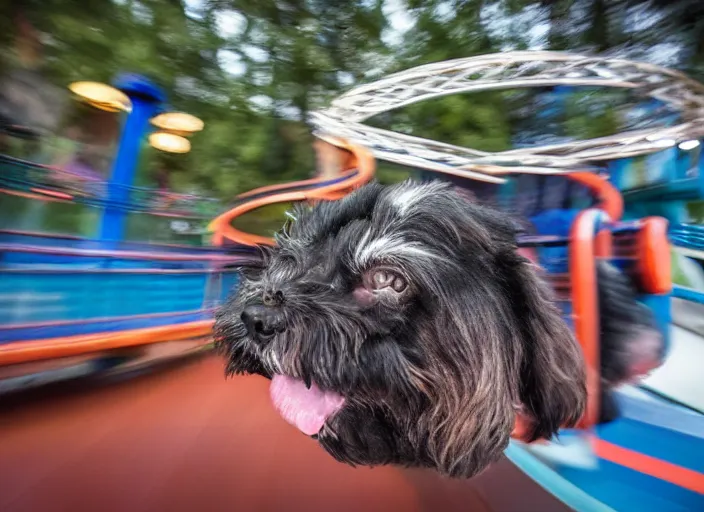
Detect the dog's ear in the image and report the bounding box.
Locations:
[418,192,585,475]
[422,253,585,478]
[419,246,528,478]
[503,251,587,441]
[421,293,520,478]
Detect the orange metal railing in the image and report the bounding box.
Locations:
[0,321,213,366]
[208,141,376,247]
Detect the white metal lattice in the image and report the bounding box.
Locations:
[311,51,704,183]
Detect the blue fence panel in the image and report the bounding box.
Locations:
[0,252,215,270]
[0,269,239,328]
[222,272,240,297]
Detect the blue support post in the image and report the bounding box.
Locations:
[98,74,166,245]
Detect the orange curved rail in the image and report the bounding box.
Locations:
[637,216,672,295]
[569,209,603,429]
[567,172,623,221]
[0,320,213,366]
[0,188,73,203]
[209,141,376,247]
[234,138,357,200]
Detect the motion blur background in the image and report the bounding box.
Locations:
[2,0,704,239]
[1,2,703,511]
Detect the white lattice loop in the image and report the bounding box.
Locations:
[311,51,704,182]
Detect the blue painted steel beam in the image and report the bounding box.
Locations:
[98,74,166,244]
[672,285,704,305]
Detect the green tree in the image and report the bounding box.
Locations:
[3,0,704,206]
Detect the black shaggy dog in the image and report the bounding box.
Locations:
[215,180,588,479]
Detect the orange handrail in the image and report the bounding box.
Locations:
[0,321,213,366]
[235,169,356,200]
[569,209,604,429]
[208,141,376,247]
[567,172,623,221]
[637,217,672,294]
[594,230,612,258]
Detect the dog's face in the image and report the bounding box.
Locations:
[215,180,587,478]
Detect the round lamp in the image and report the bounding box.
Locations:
[68,81,132,112]
[149,131,192,154]
[679,140,700,151]
[150,112,204,134]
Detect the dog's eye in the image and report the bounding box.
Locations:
[371,269,407,292]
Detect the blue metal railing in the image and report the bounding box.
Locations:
[0,230,255,255]
[0,231,249,342]
[669,223,704,304]
[0,268,239,342]
[0,154,222,219]
[670,223,704,251]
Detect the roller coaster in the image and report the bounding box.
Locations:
[1,52,702,511]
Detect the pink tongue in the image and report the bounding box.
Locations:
[270,375,345,436]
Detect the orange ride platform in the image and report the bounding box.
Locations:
[0,354,571,512]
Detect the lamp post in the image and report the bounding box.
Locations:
[96,74,166,244]
[69,75,204,247]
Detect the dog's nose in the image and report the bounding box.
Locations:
[241,305,285,340]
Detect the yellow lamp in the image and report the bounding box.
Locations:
[150,112,204,134]
[68,81,132,112]
[149,131,192,154]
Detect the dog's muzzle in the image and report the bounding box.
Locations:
[238,304,347,437]
[240,304,286,342]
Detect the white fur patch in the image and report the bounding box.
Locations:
[355,234,441,266]
[392,185,427,216]
[264,348,282,374]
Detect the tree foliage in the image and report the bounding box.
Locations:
[1,0,704,204]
